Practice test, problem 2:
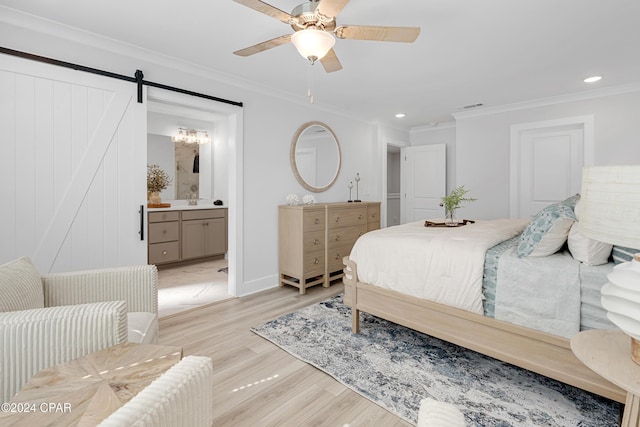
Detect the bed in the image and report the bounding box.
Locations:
[342,197,626,403]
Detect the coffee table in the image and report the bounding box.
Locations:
[0,342,182,425]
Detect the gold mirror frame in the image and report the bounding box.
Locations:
[290,121,342,193]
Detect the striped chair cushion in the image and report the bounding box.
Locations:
[0,257,44,313]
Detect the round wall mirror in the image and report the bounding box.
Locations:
[290,121,341,193]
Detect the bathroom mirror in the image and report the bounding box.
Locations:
[291,121,341,193]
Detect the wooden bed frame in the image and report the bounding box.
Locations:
[342,257,626,403]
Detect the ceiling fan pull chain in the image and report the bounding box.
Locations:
[307,63,315,104]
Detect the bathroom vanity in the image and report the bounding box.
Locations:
[147,203,227,266]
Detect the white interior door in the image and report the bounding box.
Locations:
[401,144,446,222]
[0,55,147,273]
[511,120,589,219]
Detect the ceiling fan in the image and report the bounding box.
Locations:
[232,0,421,73]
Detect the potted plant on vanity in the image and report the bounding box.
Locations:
[440,185,477,226]
[147,164,171,207]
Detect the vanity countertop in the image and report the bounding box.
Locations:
[148,203,226,212]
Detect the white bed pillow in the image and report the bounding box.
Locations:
[568,222,612,266]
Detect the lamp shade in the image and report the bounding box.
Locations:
[580,165,640,364]
[579,165,640,248]
[291,29,335,63]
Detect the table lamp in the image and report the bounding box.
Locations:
[579,165,640,363]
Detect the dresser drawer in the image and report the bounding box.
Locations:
[303,230,325,251]
[148,241,180,264]
[327,207,367,229]
[148,222,179,244]
[367,205,380,224]
[327,225,366,249]
[149,211,179,223]
[181,209,226,221]
[303,210,326,232]
[303,250,325,275]
[326,243,354,273]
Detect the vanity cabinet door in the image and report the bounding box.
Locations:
[181,217,227,260]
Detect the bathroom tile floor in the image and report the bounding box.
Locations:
[157,258,232,318]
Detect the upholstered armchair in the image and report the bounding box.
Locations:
[0,257,158,403]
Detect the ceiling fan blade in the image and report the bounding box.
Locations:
[320,49,343,73]
[233,34,292,57]
[336,25,420,42]
[316,0,350,18]
[232,0,293,24]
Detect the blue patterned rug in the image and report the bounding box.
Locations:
[251,294,620,426]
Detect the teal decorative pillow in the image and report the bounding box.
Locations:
[0,257,45,312]
[517,194,580,257]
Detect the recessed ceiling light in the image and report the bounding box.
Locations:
[395,113,406,118]
[584,76,602,83]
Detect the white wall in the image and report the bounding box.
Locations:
[454,91,640,220]
[1,14,377,296]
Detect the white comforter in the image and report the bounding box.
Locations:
[348,219,529,314]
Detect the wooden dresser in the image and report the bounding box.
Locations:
[278,202,380,294]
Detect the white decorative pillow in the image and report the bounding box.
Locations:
[0,257,45,312]
[568,222,613,266]
[517,194,579,257]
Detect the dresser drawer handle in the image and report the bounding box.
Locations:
[314,218,320,224]
[358,214,363,220]
[313,239,320,245]
[313,258,320,264]
[335,235,341,241]
[335,253,341,260]
[335,217,340,222]
[371,212,377,218]
[162,250,167,255]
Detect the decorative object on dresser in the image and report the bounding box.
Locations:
[279,202,380,294]
[147,164,172,208]
[290,121,341,193]
[353,173,361,202]
[148,208,228,266]
[578,165,640,363]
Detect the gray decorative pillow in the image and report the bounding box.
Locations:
[517,194,580,257]
[0,257,45,312]
[612,246,640,264]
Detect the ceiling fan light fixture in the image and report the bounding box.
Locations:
[291,28,335,63]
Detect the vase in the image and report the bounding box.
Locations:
[445,209,457,226]
[149,192,162,205]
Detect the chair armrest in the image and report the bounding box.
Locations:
[99,356,214,426]
[0,301,128,403]
[42,265,158,314]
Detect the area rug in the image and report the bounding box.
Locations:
[251,294,620,426]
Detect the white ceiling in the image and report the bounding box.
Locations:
[2,0,639,129]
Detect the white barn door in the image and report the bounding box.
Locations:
[401,144,446,222]
[0,55,147,273]
[510,117,593,219]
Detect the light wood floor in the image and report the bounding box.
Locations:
[158,282,411,427]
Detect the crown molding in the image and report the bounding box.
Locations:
[410,121,456,133]
[0,6,373,127]
[451,83,640,120]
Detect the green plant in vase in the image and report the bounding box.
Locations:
[147,164,171,205]
[440,185,477,225]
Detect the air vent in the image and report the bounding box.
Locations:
[460,103,484,109]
